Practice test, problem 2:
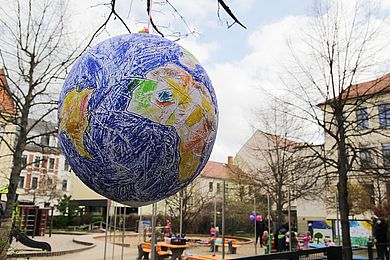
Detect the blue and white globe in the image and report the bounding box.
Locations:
[58,34,218,206]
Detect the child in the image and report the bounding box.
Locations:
[277,230,286,252]
[262,231,270,254]
[303,231,311,249]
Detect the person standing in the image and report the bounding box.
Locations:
[262,231,269,254]
[255,215,266,247]
[164,219,172,237]
[374,218,389,260]
[302,231,312,249]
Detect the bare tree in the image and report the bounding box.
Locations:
[0,0,80,256]
[165,184,210,234]
[277,1,390,258]
[235,102,323,225]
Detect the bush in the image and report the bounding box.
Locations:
[53,215,67,229]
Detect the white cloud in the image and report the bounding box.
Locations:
[179,40,220,64]
[208,1,390,162]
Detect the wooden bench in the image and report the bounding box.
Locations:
[138,242,171,259]
[215,239,241,254]
[188,256,221,260]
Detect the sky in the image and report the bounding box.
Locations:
[67,0,390,163]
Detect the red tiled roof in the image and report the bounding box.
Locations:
[320,73,390,105]
[200,161,229,179]
[200,159,249,182]
[262,131,302,149]
[341,73,390,99]
[0,69,16,114]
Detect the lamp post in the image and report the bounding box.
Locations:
[254,194,257,255]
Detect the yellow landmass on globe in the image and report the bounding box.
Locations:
[59,88,94,159]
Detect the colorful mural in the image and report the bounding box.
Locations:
[336,220,372,246]
[58,33,218,206]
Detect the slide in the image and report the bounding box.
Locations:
[12,228,51,251]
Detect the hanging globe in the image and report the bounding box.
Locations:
[58,33,218,206]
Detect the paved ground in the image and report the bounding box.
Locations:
[8,232,265,259]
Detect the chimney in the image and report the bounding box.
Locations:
[227,156,234,167]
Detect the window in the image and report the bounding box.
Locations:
[49,136,58,147]
[356,108,369,129]
[379,104,390,127]
[62,180,68,191]
[49,158,55,169]
[208,182,213,192]
[31,177,38,190]
[360,146,372,169]
[64,159,70,171]
[383,144,390,168]
[21,155,27,168]
[217,183,221,193]
[34,156,41,168]
[18,176,25,188]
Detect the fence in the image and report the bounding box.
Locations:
[367,241,390,260]
[232,246,342,260]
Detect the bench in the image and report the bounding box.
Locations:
[188,256,221,260]
[214,239,241,254]
[137,242,171,259]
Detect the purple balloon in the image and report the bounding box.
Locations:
[250,214,255,223]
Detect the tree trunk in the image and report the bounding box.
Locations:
[0,110,29,258]
[336,109,352,260]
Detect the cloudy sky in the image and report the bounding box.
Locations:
[67,0,390,163]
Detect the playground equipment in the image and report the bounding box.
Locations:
[15,205,53,237]
[11,227,51,251]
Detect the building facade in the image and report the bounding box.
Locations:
[16,119,71,207]
[0,69,17,190]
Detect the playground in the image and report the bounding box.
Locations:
[8,232,259,259]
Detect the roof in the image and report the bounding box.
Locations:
[320,73,390,105]
[200,160,249,182]
[200,161,230,179]
[0,69,16,114]
[340,73,390,100]
[262,131,303,149]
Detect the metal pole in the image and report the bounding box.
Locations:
[121,205,126,260]
[288,188,291,251]
[104,199,110,260]
[179,190,183,237]
[254,194,257,255]
[112,202,117,260]
[267,194,271,253]
[222,180,225,259]
[138,207,143,244]
[213,188,217,255]
[151,203,157,260]
[49,207,54,237]
[335,192,340,245]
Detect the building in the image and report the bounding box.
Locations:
[234,129,326,232]
[234,74,390,238]
[320,73,390,218]
[17,119,71,207]
[0,69,18,189]
[69,156,248,218]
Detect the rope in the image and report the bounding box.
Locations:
[147,0,152,32]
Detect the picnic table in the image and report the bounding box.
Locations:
[158,242,190,260]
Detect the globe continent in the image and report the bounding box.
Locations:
[58,34,218,206]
